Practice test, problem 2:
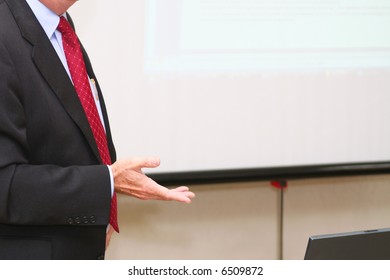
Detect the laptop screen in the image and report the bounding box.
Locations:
[304,228,390,260]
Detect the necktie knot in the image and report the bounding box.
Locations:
[57,16,71,35]
[57,17,79,47]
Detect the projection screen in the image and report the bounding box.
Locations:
[70,0,390,176]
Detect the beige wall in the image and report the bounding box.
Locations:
[283,174,390,259]
[106,174,390,260]
[106,181,279,259]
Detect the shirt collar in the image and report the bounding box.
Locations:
[26,0,66,39]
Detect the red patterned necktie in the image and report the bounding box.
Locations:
[57,16,119,233]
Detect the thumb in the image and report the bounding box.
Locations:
[137,157,161,169]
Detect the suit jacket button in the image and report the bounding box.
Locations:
[67,218,74,225]
[74,216,81,224]
[90,215,96,224]
[82,216,89,224]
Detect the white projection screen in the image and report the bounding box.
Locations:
[70,0,390,176]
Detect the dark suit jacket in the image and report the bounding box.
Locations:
[0,0,116,259]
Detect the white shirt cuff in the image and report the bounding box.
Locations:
[107,165,114,197]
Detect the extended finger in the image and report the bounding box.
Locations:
[171,186,190,192]
[171,187,195,198]
[166,189,195,203]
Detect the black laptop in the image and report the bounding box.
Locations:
[304,228,390,260]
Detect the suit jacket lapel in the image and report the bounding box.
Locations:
[6,0,104,163]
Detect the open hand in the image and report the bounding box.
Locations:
[111,157,195,203]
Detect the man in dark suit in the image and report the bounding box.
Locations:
[0,0,194,260]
